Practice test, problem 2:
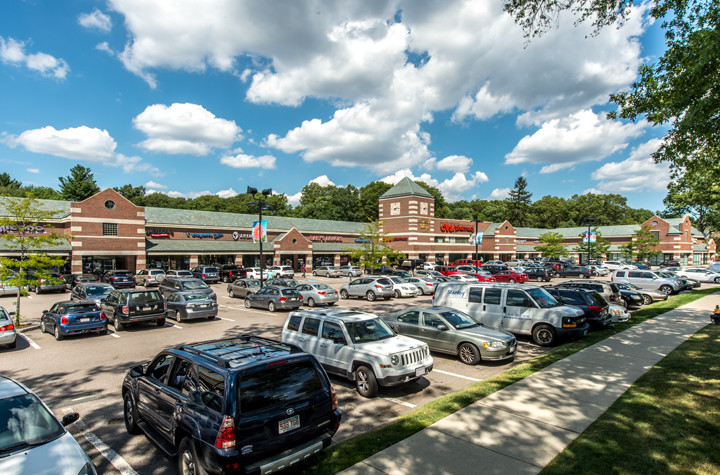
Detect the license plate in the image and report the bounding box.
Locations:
[79,318,89,323]
[144,306,151,311]
[278,415,300,434]
[415,367,425,377]
[290,298,298,301]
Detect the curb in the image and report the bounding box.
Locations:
[19,324,41,333]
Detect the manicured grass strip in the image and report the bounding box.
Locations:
[542,323,720,474]
[301,287,719,474]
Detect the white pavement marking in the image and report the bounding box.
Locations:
[382,397,417,408]
[433,369,483,382]
[64,409,139,475]
[110,332,120,338]
[20,333,41,350]
[171,324,182,329]
[219,317,235,322]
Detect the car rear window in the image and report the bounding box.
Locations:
[129,291,162,304]
[181,280,210,290]
[64,303,100,313]
[376,278,393,285]
[204,267,218,273]
[114,272,133,278]
[281,289,299,296]
[238,360,325,414]
[185,292,211,301]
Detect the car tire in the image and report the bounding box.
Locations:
[40,320,47,334]
[532,324,556,347]
[642,294,652,305]
[54,325,64,341]
[394,290,401,298]
[509,278,516,283]
[312,271,317,276]
[178,436,208,475]
[268,301,276,312]
[207,315,216,320]
[355,365,378,398]
[458,343,481,365]
[307,297,315,307]
[327,302,335,306]
[123,392,141,435]
[157,318,166,327]
[366,291,376,301]
[228,289,235,298]
[715,277,720,284]
[659,285,673,296]
[99,328,108,335]
[536,276,543,282]
[114,317,124,332]
[244,298,252,308]
[340,289,349,299]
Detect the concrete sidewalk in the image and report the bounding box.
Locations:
[341,293,720,475]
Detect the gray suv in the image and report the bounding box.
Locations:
[611,270,682,295]
[158,276,216,300]
[340,277,394,301]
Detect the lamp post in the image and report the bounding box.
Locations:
[472,214,479,265]
[247,186,272,287]
[584,217,595,266]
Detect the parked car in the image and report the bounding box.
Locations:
[554,280,623,307]
[657,269,701,290]
[557,266,595,278]
[523,267,552,282]
[101,269,136,289]
[339,265,363,277]
[40,300,108,340]
[189,265,220,284]
[265,278,301,289]
[226,278,261,299]
[66,273,97,289]
[708,262,720,274]
[70,282,114,304]
[382,306,517,365]
[340,277,394,301]
[0,376,96,475]
[674,267,720,283]
[165,291,218,322]
[608,303,631,323]
[630,261,652,270]
[432,282,589,346]
[588,265,609,276]
[611,269,682,295]
[436,265,458,276]
[159,276,216,301]
[313,266,343,278]
[282,308,433,397]
[134,269,166,287]
[367,265,394,275]
[27,271,67,293]
[614,282,668,305]
[0,306,17,349]
[619,288,645,309]
[218,263,246,282]
[268,265,295,278]
[100,289,166,331]
[493,270,529,283]
[121,336,341,475]
[245,267,265,279]
[383,276,421,298]
[544,287,612,330]
[480,264,510,275]
[0,279,19,296]
[602,260,635,271]
[414,269,443,279]
[297,282,339,307]
[663,259,681,267]
[244,286,303,312]
[165,269,193,278]
[404,276,438,295]
[446,273,481,282]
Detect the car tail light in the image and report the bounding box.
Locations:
[317,291,326,295]
[426,283,433,286]
[122,306,129,314]
[228,272,232,276]
[163,302,167,310]
[215,415,236,449]
[330,384,338,411]
[588,305,603,313]
[609,295,616,302]
[374,284,383,288]
[298,295,303,300]
[202,273,206,278]
[279,296,287,301]
[99,313,106,320]
[61,316,68,324]
[0,323,14,331]
[112,277,118,281]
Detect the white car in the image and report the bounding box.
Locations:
[0,376,96,475]
[447,274,480,282]
[608,303,631,323]
[674,267,720,283]
[245,267,269,280]
[602,261,635,270]
[384,276,422,298]
[268,265,294,278]
[588,265,609,276]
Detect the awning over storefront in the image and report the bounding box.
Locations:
[0,240,72,255]
[146,239,277,254]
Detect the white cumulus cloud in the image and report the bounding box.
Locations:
[586,138,670,194]
[438,172,489,202]
[0,36,69,79]
[487,188,511,200]
[78,10,112,32]
[144,181,166,189]
[220,153,276,169]
[435,155,473,173]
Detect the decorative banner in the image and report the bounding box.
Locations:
[469,232,483,245]
[582,231,597,244]
[252,220,267,243]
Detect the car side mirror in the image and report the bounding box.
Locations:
[42,310,48,314]
[129,364,145,377]
[437,324,448,331]
[333,337,347,345]
[8,311,15,316]
[62,413,80,426]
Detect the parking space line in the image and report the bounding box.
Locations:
[109,332,120,338]
[170,323,183,329]
[433,369,482,382]
[64,409,138,475]
[219,317,235,322]
[382,397,417,408]
[20,333,41,350]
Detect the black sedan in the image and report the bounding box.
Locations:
[557,266,594,278]
[523,267,552,282]
[619,289,644,309]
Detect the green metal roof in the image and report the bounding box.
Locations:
[379,177,433,199]
[515,224,641,239]
[0,197,71,219]
[0,240,72,253]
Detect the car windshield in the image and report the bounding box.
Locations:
[345,318,395,343]
[526,288,560,308]
[181,280,210,290]
[185,292,211,301]
[85,285,113,296]
[439,310,479,330]
[0,394,64,454]
[246,280,261,288]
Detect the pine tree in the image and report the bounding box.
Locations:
[506,176,533,226]
[59,165,101,201]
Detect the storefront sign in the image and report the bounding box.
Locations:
[440,224,474,233]
[383,236,409,242]
[0,225,44,234]
[309,235,343,242]
[187,232,223,239]
[355,238,371,243]
[148,233,172,238]
[232,231,252,241]
[418,219,431,231]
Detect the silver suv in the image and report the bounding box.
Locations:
[281,308,433,397]
[611,269,682,295]
[340,277,394,301]
[553,280,622,307]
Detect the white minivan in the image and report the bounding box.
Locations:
[432,282,589,346]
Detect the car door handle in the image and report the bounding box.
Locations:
[483,304,486,311]
[319,342,329,347]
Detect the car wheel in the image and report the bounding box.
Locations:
[340,289,349,299]
[327,302,335,306]
[394,290,401,298]
[114,317,124,332]
[509,278,516,283]
[123,392,142,435]
[536,276,543,282]
[168,310,178,321]
[659,285,673,296]
[157,318,166,327]
[621,299,629,309]
[307,297,315,307]
[222,276,228,283]
[228,289,235,298]
[268,301,276,312]
[40,320,47,334]
[54,325,64,341]
[366,291,377,301]
[715,277,720,284]
[532,324,556,347]
[244,298,252,308]
[458,343,481,365]
[178,436,209,475]
[355,365,378,398]
[312,271,317,276]
[642,294,653,305]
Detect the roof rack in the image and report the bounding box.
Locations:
[178,335,302,368]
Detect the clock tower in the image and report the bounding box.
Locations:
[378,176,435,238]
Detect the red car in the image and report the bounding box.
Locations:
[493,270,529,283]
[446,271,496,282]
[437,266,458,276]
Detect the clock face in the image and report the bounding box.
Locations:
[420,202,428,215]
[390,202,400,215]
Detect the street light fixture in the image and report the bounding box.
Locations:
[584,217,595,266]
[472,214,479,265]
[247,186,272,287]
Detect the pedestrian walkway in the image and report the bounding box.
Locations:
[341,293,720,474]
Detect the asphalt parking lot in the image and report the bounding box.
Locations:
[0,274,705,474]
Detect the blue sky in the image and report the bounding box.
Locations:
[1,1,671,211]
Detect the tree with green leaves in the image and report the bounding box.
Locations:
[59,164,101,201]
[114,184,147,204]
[0,195,70,326]
[633,224,661,262]
[345,220,405,271]
[358,181,393,221]
[572,229,611,263]
[534,231,569,258]
[414,181,449,218]
[506,176,533,226]
[0,173,21,190]
[618,240,637,261]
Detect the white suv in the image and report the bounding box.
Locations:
[282,309,433,397]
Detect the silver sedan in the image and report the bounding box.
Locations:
[404,276,438,295]
[296,282,339,307]
[165,291,218,321]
